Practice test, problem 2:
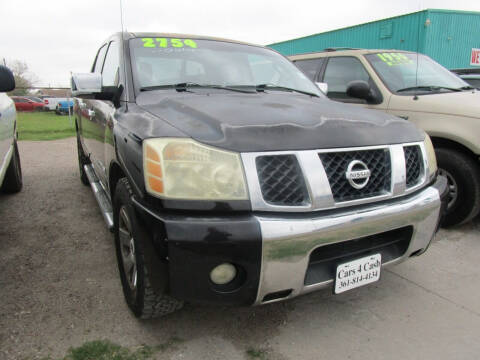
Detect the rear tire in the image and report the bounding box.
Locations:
[1,140,22,193]
[77,133,90,186]
[436,148,480,227]
[113,178,183,319]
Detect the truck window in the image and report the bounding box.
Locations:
[365,52,469,93]
[93,44,108,74]
[102,41,120,87]
[129,38,322,97]
[322,57,371,102]
[134,58,206,87]
[466,78,480,88]
[294,58,324,81]
[248,54,292,85]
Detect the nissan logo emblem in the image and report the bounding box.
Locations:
[345,160,371,189]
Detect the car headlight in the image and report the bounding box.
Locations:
[424,134,437,178]
[143,138,248,200]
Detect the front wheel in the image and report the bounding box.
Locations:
[113,178,183,319]
[1,139,22,193]
[435,148,480,227]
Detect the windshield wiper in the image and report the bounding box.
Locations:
[140,83,196,92]
[254,84,319,97]
[140,83,255,93]
[396,85,461,93]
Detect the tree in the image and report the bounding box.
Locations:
[7,60,38,96]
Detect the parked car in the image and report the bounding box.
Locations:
[72,33,447,319]
[290,49,480,226]
[0,66,23,194]
[11,96,44,111]
[43,97,69,111]
[55,99,74,115]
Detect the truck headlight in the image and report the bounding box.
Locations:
[143,138,248,200]
[424,134,437,178]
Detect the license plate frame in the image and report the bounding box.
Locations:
[334,253,382,294]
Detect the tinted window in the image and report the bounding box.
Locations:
[294,59,324,80]
[323,57,370,98]
[462,78,480,88]
[102,41,120,87]
[93,44,108,73]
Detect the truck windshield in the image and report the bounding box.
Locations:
[129,37,322,97]
[365,52,469,94]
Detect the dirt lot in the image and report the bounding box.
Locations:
[1,138,479,360]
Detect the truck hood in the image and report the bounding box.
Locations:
[389,90,480,119]
[135,91,423,152]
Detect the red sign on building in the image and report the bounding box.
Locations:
[471,48,480,66]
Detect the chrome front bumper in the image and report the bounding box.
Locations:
[254,177,446,305]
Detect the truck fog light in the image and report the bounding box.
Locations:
[210,263,237,285]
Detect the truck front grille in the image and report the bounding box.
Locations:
[404,145,423,188]
[319,149,391,202]
[256,155,309,206]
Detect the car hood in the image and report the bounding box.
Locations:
[389,90,480,119]
[135,91,423,152]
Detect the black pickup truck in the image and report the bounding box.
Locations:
[72,32,448,319]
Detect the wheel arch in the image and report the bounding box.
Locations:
[430,136,479,161]
[109,161,127,201]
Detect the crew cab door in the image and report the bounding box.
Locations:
[319,56,388,111]
[81,41,119,186]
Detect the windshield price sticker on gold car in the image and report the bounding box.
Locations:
[377,53,413,66]
[142,38,198,49]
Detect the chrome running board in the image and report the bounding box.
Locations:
[84,164,114,231]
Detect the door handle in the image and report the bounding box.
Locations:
[87,109,96,118]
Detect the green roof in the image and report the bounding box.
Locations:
[269,9,480,47]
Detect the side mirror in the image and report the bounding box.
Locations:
[71,72,123,108]
[71,73,102,96]
[0,65,15,92]
[346,80,374,101]
[315,82,328,94]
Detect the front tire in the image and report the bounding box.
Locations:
[113,178,183,319]
[436,148,480,227]
[1,140,22,193]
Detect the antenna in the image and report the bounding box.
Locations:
[414,0,422,101]
[119,0,129,110]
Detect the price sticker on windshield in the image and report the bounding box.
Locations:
[142,38,198,49]
[377,53,413,66]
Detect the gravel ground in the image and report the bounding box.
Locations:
[0,138,479,360]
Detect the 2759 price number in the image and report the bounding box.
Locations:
[142,38,198,49]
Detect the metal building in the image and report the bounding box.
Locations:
[269,9,480,69]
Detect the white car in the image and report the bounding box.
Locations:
[0,65,22,193]
[43,97,69,111]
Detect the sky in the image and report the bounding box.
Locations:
[0,0,478,87]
